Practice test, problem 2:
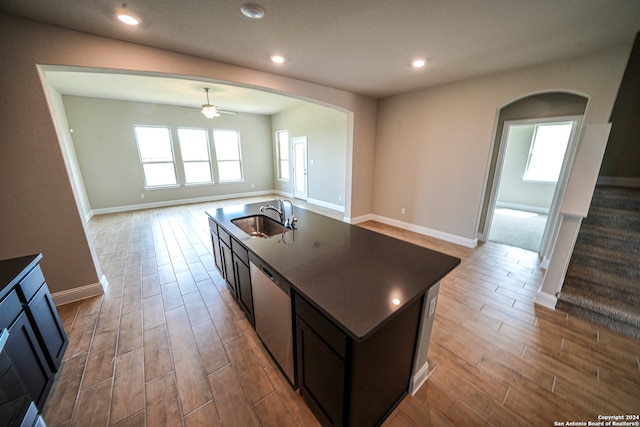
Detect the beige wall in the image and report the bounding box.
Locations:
[373,45,631,243]
[63,96,274,211]
[0,15,376,294]
[271,103,348,208]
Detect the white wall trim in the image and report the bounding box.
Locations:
[370,215,478,248]
[52,274,107,306]
[597,176,640,188]
[91,190,274,215]
[409,361,430,395]
[306,198,345,213]
[347,213,373,224]
[495,201,549,215]
[534,290,557,310]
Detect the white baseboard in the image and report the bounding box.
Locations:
[348,213,373,224]
[597,176,640,188]
[495,202,550,215]
[306,198,345,213]
[409,361,430,395]
[91,190,274,215]
[371,215,478,248]
[534,290,557,310]
[51,275,107,306]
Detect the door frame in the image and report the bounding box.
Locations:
[480,115,583,258]
[291,136,308,200]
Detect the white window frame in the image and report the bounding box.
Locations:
[523,121,573,183]
[212,129,244,183]
[276,130,290,181]
[134,125,178,189]
[177,127,214,185]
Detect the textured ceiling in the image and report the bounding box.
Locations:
[2,0,640,108]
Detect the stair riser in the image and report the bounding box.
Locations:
[562,275,640,305]
[575,227,640,256]
[569,251,640,280]
[583,209,640,231]
[591,187,640,212]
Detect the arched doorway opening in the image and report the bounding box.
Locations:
[478,92,589,261]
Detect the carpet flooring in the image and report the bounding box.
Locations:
[488,208,548,252]
[556,185,640,339]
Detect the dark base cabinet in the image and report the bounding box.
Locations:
[295,294,422,427]
[209,220,254,326]
[5,312,53,409]
[0,254,69,412]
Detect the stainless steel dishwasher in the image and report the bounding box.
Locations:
[250,261,295,384]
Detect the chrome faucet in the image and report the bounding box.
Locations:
[260,198,285,223]
[281,199,297,229]
[260,198,297,228]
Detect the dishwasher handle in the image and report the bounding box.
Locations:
[251,261,290,297]
[261,265,274,281]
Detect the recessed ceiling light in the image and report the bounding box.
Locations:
[116,3,140,25]
[412,59,426,68]
[271,55,285,64]
[117,13,140,25]
[240,4,265,19]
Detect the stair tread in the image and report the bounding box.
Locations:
[564,264,640,295]
[556,290,640,324]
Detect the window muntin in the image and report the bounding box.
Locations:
[276,130,290,180]
[213,129,243,182]
[523,122,572,183]
[178,128,213,184]
[134,126,178,187]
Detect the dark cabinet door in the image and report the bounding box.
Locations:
[25,285,68,372]
[220,240,236,298]
[296,317,345,427]
[6,312,53,410]
[211,231,223,274]
[233,255,254,327]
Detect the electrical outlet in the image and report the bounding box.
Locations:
[339,195,342,201]
[401,208,406,215]
[140,194,145,199]
[428,296,437,317]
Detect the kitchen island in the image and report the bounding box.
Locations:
[207,201,460,426]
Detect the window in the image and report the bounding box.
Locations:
[178,128,213,184]
[213,130,243,182]
[134,126,177,187]
[276,130,290,180]
[523,122,573,183]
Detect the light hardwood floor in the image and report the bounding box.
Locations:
[42,197,640,426]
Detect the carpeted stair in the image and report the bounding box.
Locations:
[556,185,640,338]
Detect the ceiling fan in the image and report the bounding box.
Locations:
[185,88,237,118]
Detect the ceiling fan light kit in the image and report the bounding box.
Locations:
[201,88,221,118]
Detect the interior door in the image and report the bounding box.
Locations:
[292,137,308,200]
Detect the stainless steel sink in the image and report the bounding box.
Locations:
[231,215,288,239]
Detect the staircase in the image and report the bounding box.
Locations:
[556,185,640,338]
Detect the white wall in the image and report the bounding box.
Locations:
[271,103,348,209]
[373,46,631,245]
[496,124,555,211]
[64,96,274,211]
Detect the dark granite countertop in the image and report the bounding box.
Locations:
[207,201,460,341]
[0,254,42,300]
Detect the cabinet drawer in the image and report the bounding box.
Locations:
[295,295,346,358]
[218,227,231,247]
[208,217,218,235]
[18,265,45,303]
[231,237,249,266]
[0,290,22,328]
